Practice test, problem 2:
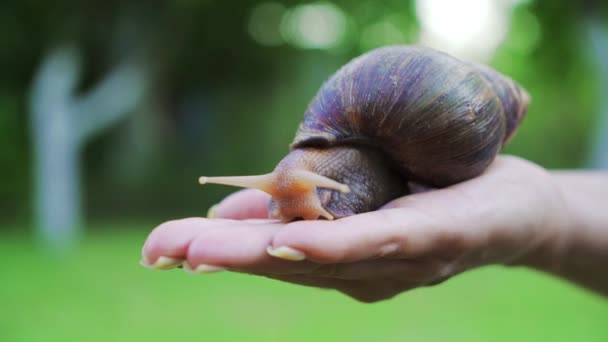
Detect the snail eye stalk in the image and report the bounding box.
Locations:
[198,174,276,194]
[198,170,349,196]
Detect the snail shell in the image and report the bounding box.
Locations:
[200,45,530,222]
[293,45,529,187]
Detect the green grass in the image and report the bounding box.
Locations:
[1,227,607,342]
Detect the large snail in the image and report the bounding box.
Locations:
[199,45,530,222]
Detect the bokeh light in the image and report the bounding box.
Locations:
[281,2,347,50]
[247,2,286,46]
[416,0,523,61]
[360,16,408,51]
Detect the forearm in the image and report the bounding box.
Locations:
[523,170,608,296]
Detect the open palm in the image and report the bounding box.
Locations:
[141,156,567,302]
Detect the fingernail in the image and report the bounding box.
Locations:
[266,246,306,261]
[140,256,183,270]
[182,260,226,274]
[207,204,220,218]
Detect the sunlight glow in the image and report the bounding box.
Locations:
[416,0,523,61]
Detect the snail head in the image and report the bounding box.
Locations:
[199,148,350,222]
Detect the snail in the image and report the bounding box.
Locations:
[199,45,530,222]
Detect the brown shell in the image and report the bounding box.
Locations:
[291,45,530,187]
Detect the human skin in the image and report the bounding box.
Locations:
[141,156,608,302]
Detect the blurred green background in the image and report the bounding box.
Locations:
[1,0,607,341]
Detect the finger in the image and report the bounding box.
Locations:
[210,189,270,219]
[142,218,333,275]
[269,207,466,264]
[179,220,323,274]
[189,235,444,281]
[142,218,231,267]
[141,218,276,267]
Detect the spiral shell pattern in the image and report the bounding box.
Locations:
[292,45,530,187]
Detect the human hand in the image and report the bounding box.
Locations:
[141,156,568,302]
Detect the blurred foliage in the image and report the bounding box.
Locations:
[0,0,607,226]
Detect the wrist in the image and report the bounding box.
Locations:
[508,170,573,272]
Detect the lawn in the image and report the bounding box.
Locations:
[1,227,607,342]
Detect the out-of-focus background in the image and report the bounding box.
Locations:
[1,0,607,341]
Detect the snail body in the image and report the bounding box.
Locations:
[200,45,530,222]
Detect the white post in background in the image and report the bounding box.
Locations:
[586,17,608,168]
[29,46,146,252]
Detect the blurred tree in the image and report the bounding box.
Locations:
[29,47,145,250]
[0,0,606,229]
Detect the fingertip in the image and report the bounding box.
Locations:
[266,245,307,261]
[141,218,208,264]
[270,220,353,264]
[206,204,220,218]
